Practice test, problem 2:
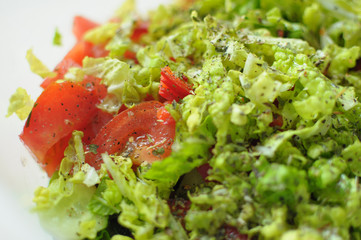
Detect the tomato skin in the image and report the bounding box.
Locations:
[41,41,92,89]
[41,41,110,89]
[269,113,283,128]
[130,20,149,42]
[20,78,107,176]
[73,15,99,41]
[168,198,191,228]
[224,226,248,240]
[86,101,175,169]
[80,108,114,144]
[123,50,139,64]
[159,66,193,102]
[41,15,108,89]
[196,163,212,181]
[40,59,80,89]
[157,106,176,125]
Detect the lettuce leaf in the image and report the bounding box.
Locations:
[82,57,156,108]
[323,44,360,79]
[52,27,62,46]
[33,131,107,240]
[257,116,332,157]
[84,23,120,45]
[6,87,33,120]
[88,177,122,216]
[102,154,188,240]
[113,0,136,20]
[26,49,56,78]
[144,116,216,185]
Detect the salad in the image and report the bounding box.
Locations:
[7,0,361,239]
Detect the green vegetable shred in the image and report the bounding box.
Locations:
[11,0,361,239]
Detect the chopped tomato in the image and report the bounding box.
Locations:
[269,113,283,128]
[72,15,99,41]
[41,41,91,88]
[168,198,191,228]
[20,78,107,176]
[90,43,109,58]
[41,41,109,89]
[64,40,94,65]
[40,59,80,89]
[157,106,176,125]
[224,226,248,240]
[130,20,149,43]
[41,16,108,89]
[86,101,175,169]
[159,66,193,102]
[80,108,114,144]
[196,163,212,181]
[123,50,138,64]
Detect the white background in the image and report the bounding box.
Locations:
[0,0,169,239]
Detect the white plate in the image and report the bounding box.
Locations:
[0,0,169,239]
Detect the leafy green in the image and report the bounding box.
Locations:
[52,27,62,46]
[7,87,33,120]
[102,154,188,239]
[25,49,56,78]
[145,116,216,185]
[88,178,122,216]
[82,57,157,108]
[84,23,120,45]
[33,131,107,240]
[25,0,361,239]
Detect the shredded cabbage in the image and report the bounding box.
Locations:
[16,0,361,239]
[25,49,56,78]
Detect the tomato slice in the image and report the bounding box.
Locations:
[157,106,176,125]
[80,108,114,144]
[20,78,107,176]
[86,101,175,169]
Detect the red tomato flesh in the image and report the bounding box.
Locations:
[20,78,107,176]
[40,59,80,89]
[86,101,175,170]
[41,15,108,89]
[41,41,109,89]
[269,113,283,128]
[73,15,99,41]
[130,20,149,43]
[159,66,193,102]
[80,108,114,144]
[157,106,176,125]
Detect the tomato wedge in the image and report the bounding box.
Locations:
[20,78,107,176]
[41,16,108,89]
[41,41,99,89]
[41,42,109,88]
[130,20,149,43]
[269,113,283,128]
[159,66,193,102]
[86,101,175,170]
[80,108,114,144]
[73,15,99,41]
